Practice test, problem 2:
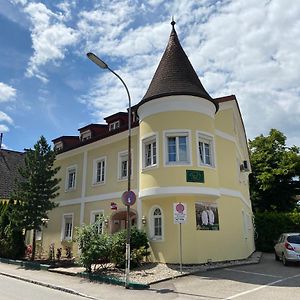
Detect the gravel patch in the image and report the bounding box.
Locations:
[89,251,262,285]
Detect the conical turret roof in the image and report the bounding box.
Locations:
[138,21,218,111]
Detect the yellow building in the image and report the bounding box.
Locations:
[43,22,255,264]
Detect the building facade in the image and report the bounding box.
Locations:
[43,23,255,264]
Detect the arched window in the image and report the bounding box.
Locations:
[151,207,163,240]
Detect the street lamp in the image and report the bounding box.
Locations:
[87,52,132,288]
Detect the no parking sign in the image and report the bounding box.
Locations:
[173,202,187,224]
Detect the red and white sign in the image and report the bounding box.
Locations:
[110,202,117,210]
[173,202,187,224]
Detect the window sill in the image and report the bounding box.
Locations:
[92,182,106,187]
[142,165,158,172]
[165,161,191,167]
[198,164,215,169]
[65,188,76,193]
[150,237,164,242]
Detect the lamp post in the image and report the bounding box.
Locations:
[87,52,132,288]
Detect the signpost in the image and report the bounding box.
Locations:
[173,203,187,273]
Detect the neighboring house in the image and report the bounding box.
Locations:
[43,22,255,264]
[0,149,25,202]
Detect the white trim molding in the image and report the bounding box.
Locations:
[138,95,216,121]
[139,186,221,199]
[56,189,139,207]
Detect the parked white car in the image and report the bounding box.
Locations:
[274,233,300,266]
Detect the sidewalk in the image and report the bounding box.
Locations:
[0,252,262,300]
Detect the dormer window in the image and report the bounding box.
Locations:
[54,141,63,151]
[80,130,91,141]
[109,121,120,131]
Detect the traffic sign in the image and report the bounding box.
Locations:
[174,202,187,224]
[121,190,136,206]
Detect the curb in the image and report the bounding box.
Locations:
[79,272,150,289]
[0,257,51,270]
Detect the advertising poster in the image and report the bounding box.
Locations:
[195,202,219,230]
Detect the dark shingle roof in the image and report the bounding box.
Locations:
[0,149,25,199]
[138,22,218,111]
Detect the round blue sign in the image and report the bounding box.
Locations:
[121,190,136,206]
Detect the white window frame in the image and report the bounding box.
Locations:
[80,130,91,141]
[90,210,104,234]
[109,121,120,131]
[35,229,42,241]
[61,213,74,241]
[164,130,191,166]
[142,133,158,169]
[149,206,164,241]
[92,156,106,185]
[118,150,133,181]
[54,141,63,151]
[65,165,77,191]
[197,131,215,168]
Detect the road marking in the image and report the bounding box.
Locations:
[224,268,281,278]
[226,274,300,299]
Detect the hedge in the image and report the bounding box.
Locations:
[254,212,300,252]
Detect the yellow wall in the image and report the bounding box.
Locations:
[142,195,254,264]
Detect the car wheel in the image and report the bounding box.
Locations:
[275,252,280,261]
[282,254,289,266]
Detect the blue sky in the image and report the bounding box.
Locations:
[0,0,299,152]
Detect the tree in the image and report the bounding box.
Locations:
[249,129,300,212]
[12,136,60,260]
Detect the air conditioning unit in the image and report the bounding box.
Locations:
[240,160,249,172]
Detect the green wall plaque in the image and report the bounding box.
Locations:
[186,170,204,183]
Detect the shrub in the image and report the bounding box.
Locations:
[0,202,25,259]
[111,227,150,268]
[76,222,113,272]
[76,224,150,272]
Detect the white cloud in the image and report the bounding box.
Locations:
[0,82,16,103]
[0,124,9,133]
[0,112,13,124]
[24,2,79,82]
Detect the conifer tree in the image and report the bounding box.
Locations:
[13,136,60,260]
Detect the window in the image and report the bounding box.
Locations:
[80,130,91,141]
[165,131,190,165]
[93,157,106,184]
[90,211,104,234]
[54,141,63,151]
[142,135,157,168]
[66,166,76,190]
[150,207,163,240]
[109,121,120,131]
[118,151,132,180]
[62,214,73,240]
[198,133,214,167]
[35,230,42,241]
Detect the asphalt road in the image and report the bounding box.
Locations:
[0,253,299,299]
[150,253,300,299]
[0,274,89,300]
